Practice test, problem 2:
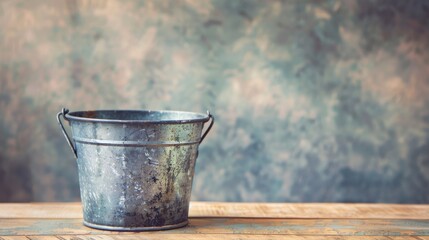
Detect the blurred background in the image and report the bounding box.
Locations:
[1,0,428,203]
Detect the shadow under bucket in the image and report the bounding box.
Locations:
[57,108,214,231]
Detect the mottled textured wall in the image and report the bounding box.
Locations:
[1,0,429,202]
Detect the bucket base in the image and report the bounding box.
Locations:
[83,220,188,231]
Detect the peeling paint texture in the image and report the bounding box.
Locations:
[0,0,429,202]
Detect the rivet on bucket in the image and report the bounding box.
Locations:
[57,108,214,231]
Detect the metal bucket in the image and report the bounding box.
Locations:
[56,108,214,231]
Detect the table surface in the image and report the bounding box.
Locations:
[0,202,428,239]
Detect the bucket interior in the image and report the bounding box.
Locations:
[67,110,209,123]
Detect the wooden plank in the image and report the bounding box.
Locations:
[189,202,429,219]
[1,202,428,219]
[0,237,29,240]
[21,235,429,240]
[25,237,61,240]
[0,218,428,236]
[0,203,82,219]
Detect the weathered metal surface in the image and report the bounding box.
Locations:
[57,109,214,231]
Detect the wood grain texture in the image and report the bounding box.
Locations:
[1,203,428,239]
[19,235,429,240]
[1,202,428,219]
[189,202,429,219]
[24,237,61,240]
[0,218,428,236]
[0,203,82,218]
[0,237,29,240]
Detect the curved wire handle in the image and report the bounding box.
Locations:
[199,111,214,144]
[56,108,78,159]
[57,108,212,157]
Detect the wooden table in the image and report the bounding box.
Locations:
[0,202,428,239]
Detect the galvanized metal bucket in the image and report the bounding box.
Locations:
[56,108,214,231]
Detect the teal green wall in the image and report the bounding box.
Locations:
[1,0,429,202]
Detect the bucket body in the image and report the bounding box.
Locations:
[57,109,213,231]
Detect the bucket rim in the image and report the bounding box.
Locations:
[65,109,211,124]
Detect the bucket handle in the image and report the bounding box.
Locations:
[57,108,212,157]
[200,111,214,144]
[57,108,78,159]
